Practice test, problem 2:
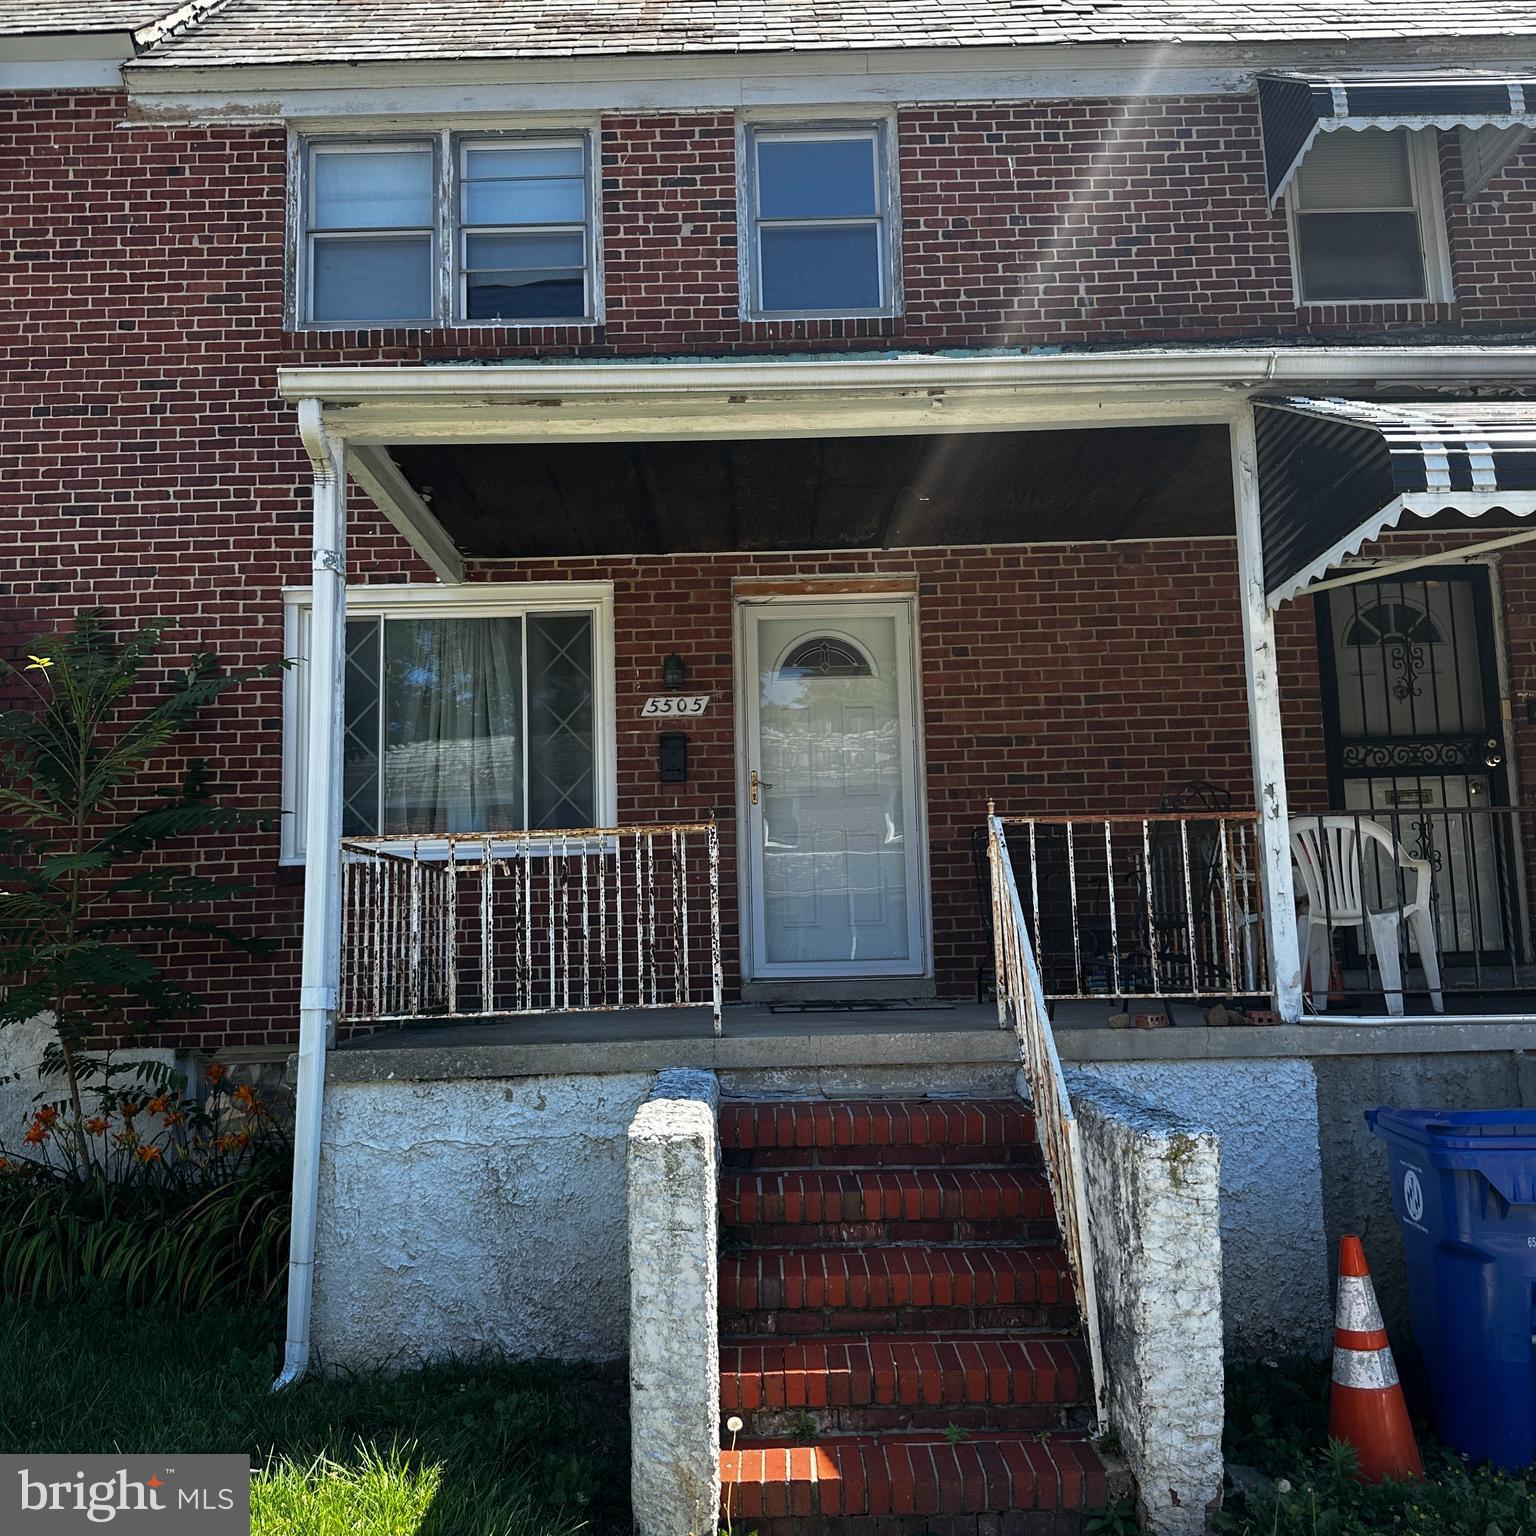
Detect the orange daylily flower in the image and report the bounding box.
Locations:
[206,1063,228,1086]
[135,1145,163,1164]
[34,1106,59,1127]
[119,1101,141,1120]
[85,1117,110,1136]
[161,1110,187,1128]
[231,1083,258,1109]
[146,1095,169,1115]
[23,1125,46,1145]
[234,1131,252,1150]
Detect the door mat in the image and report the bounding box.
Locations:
[766,999,956,1014]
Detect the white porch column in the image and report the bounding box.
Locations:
[277,399,348,1387]
[1230,402,1304,1021]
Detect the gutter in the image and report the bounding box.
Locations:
[275,345,1536,407]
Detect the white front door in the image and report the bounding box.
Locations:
[740,599,928,980]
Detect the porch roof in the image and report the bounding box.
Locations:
[1255,396,1536,604]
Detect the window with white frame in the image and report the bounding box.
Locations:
[1289,128,1451,304]
[744,123,895,317]
[298,132,599,328]
[283,589,613,858]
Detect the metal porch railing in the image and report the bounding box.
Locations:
[338,820,723,1035]
[985,812,1108,1433]
[1000,812,1271,1005]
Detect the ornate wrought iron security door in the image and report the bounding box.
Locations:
[1316,568,1515,960]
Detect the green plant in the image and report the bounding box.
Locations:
[0,1060,291,1309]
[1217,1355,1536,1536]
[0,611,280,1154]
[943,1423,970,1445]
[785,1408,817,1445]
[1086,1495,1141,1535]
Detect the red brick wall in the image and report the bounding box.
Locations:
[6,86,1536,1043]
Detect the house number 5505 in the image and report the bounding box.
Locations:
[641,695,710,717]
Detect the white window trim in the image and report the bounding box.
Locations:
[279,582,617,864]
[1286,127,1455,307]
[738,115,901,322]
[287,125,604,331]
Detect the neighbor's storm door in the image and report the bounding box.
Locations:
[1316,568,1523,963]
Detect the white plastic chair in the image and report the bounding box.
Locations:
[1289,816,1445,1016]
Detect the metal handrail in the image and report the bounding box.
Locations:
[339,818,723,1035]
[986,811,1108,1433]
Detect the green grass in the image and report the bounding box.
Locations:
[0,1299,629,1536]
[1218,1356,1536,1535]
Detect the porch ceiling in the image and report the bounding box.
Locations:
[389,426,1235,559]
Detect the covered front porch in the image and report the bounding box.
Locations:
[283,348,1536,1050]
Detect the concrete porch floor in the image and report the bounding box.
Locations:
[324,998,1536,1082]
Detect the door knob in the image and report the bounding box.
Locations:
[750,769,773,806]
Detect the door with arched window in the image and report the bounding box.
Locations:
[738,599,928,981]
[1317,568,1514,958]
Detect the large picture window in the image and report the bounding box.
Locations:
[283,588,613,859]
[296,131,600,328]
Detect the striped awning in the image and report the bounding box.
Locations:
[1258,73,1536,204]
[1255,398,1536,605]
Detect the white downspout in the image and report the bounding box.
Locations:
[275,398,348,1390]
[1230,400,1304,1022]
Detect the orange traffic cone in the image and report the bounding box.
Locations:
[1328,1235,1424,1483]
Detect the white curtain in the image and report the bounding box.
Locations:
[382,617,524,833]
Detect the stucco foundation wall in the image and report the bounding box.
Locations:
[1076,1059,1331,1356]
[1312,1050,1536,1334]
[1068,1074,1223,1536]
[311,1071,654,1370]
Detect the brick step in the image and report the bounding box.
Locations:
[721,1100,1038,1164]
[721,1168,1054,1235]
[721,1333,1093,1435]
[720,1246,1077,1336]
[719,1431,1109,1525]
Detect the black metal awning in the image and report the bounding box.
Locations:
[1255,398,1536,605]
[1258,72,1536,204]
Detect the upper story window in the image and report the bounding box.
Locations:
[1288,128,1452,304]
[743,123,896,319]
[296,131,599,329]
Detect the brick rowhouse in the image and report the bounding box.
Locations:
[6,87,1536,1046]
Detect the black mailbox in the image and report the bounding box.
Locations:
[659,733,688,783]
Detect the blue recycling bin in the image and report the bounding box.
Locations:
[1366,1107,1536,1470]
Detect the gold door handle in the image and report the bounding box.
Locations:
[750,769,773,806]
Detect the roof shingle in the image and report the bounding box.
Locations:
[124,0,1536,69]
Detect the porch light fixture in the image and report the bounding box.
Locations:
[662,653,687,689]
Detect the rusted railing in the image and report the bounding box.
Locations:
[986,812,1107,1433]
[339,820,723,1035]
[1001,812,1271,1003]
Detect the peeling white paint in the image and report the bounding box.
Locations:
[628,1070,720,1536]
[1070,1073,1223,1536]
[310,1072,655,1369]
